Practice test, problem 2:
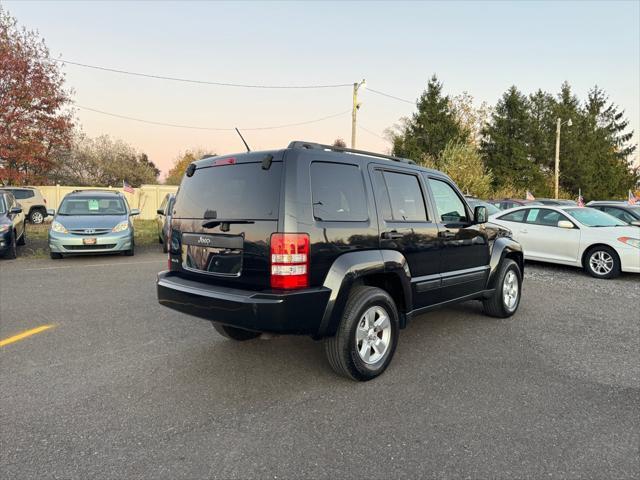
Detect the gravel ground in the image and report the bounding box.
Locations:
[0,254,638,479]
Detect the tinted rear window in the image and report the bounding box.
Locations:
[311,162,368,221]
[12,189,34,200]
[173,162,282,220]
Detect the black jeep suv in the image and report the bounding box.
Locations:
[157,141,524,381]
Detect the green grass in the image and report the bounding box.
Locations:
[19,219,160,258]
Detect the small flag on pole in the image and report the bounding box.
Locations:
[525,190,535,201]
[123,181,134,194]
[577,189,585,207]
[629,190,638,206]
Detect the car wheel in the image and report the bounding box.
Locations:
[212,323,261,340]
[584,246,621,279]
[324,286,399,381]
[483,258,522,318]
[29,209,44,224]
[4,232,17,259]
[17,227,26,246]
[50,252,63,259]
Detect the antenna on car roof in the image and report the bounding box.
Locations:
[235,128,251,152]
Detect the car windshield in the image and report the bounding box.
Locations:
[467,199,500,216]
[565,208,627,227]
[58,196,127,215]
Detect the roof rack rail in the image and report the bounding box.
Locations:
[287,141,416,165]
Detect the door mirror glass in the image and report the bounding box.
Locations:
[10,206,22,214]
[130,208,140,216]
[557,220,574,229]
[156,208,164,216]
[474,205,488,224]
[47,209,56,216]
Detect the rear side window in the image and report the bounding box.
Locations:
[382,171,427,222]
[603,207,635,224]
[526,208,566,226]
[311,162,368,221]
[173,162,282,220]
[499,209,527,223]
[12,189,34,200]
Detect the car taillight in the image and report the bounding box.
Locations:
[270,233,309,289]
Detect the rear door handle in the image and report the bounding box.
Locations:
[520,229,528,234]
[381,230,403,240]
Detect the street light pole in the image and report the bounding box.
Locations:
[554,117,572,200]
[351,79,366,148]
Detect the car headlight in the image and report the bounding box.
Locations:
[51,221,68,233]
[112,221,129,233]
[618,237,640,249]
[0,224,9,233]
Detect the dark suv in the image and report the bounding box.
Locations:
[157,142,524,381]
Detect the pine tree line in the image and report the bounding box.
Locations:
[389,75,638,200]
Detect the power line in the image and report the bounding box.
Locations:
[76,105,350,131]
[54,58,352,89]
[367,88,414,105]
[359,124,389,141]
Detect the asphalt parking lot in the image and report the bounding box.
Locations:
[1,252,638,479]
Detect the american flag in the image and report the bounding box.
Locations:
[122,181,134,194]
[525,190,535,201]
[629,190,638,206]
[577,189,585,207]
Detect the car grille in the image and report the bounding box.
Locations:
[68,228,112,236]
[63,244,117,250]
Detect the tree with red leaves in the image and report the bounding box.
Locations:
[0,7,74,185]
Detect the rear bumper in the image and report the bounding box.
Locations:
[157,271,332,335]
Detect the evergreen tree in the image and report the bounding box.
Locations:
[527,89,556,171]
[392,75,468,163]
[481,86,543,191]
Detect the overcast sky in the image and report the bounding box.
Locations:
[5,0,639,176]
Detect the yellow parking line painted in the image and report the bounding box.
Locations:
[0,325,55,348]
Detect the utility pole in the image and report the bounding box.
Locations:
[554,117,572,200]
[351,79,366,148]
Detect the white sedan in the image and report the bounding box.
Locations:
[490,205,640,279]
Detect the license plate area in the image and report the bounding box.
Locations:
[181,233,244,276]
[83,237,97,245]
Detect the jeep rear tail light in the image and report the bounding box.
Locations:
[270,233,309,289]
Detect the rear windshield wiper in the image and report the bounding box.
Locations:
[202,220,255,230]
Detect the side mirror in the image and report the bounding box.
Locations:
[474,205,488,224]
[10,206,22,214]
[47,209,56,217]
[156,208,164,216]
[130,209,140,216]
[557,220,574,229]
[630,220,640,227]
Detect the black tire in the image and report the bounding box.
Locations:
[212,323,261,341]
[29,209,45,224]
[584,246,621,279]
[17,227,26,246]
[4,232,17,259]
[483,258,522,318]
[124,239,135,256]
[324,286,399,381]
[50,252,63,259]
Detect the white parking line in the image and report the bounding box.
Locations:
[24,260,164,271]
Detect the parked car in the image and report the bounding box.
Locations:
[155,193,175,253]
[1,186,48,223]
[490,206,639,279]
[48,190,140,259]
[0,189,26,259]
[489,198,543,210]
[157,141,524,381]
[586,201,640,226]
[465,197,501,216]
